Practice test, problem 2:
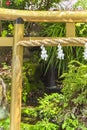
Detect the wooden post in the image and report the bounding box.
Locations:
[0,0,2,7]
[10,18,24,130]
[0,0,2,36]
[66,23,75,37]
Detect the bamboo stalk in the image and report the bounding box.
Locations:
[0,8,87,22]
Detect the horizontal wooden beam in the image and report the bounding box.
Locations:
[0,8,87,22]
[0,37,13,46]
[0,37,86,47]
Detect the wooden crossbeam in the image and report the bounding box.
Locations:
[0,37,13,46]
[0,8,87,22]
[0,37,86,47]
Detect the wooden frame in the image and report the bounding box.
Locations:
[0,8,86,130]
[0,37,87,47]
[10,18,24,130]
[0,8,87,22]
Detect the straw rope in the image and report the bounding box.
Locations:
[16,37,87,47]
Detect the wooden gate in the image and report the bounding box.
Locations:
[0,8,87,130]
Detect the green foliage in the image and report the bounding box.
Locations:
[0,118,10,130]
[0,118,58,130]
[74,0,87,9]
[2,22,14,36]
[61,60,87,129]
[22,107,37,118]
[62,115,87,130]
[62,116,79,130]
[21,123,31,130]
[39,22,85,77]
[39,23,65,37]
[22,61,44,103]
[31,120,59,130]
[61,60,87,105]
[1,60,87,129]
[22,62,31,103]
[39,22,66,76]
[21,120,59,130]
[22,93,66,128]
[0,61,44,104]
[36,93,65,122]
[2,0,26,9]
[76,23,87,37]
[22,60,87,129]
[2,30,8,37]
[14,0,24,5]
[22,92,87,129]
[2,0,61,10]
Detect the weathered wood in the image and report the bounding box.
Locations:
[0,8,87,22]
[0,0,2,7]
[0,37,13,46]
[10,18,24,130]
[0,37,87,46]
[0,1,2,36]
[66,23,75,37]
[0,21,2,36]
